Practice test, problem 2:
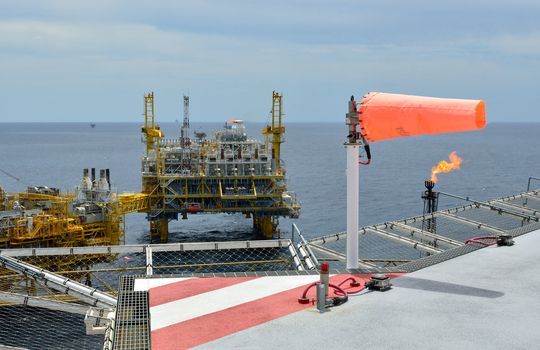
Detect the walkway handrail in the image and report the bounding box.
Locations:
[527,176,540,191]
[0,255,117,308]
[293,223,318,269]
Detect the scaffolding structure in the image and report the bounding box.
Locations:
[141,91,300,241]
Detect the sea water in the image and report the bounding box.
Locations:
[1,122,539,243]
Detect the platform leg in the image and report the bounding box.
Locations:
[158,219,168,243]
[150,221,158,243]
[150,219,169,243]
[253,216,277,239]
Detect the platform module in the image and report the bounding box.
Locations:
[141,91,300,241]
[0,169,148,249]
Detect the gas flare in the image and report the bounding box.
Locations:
[430,152,463,183]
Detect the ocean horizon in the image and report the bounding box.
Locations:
[1,121,539,243]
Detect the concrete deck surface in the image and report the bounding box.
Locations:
[198,230,540,350]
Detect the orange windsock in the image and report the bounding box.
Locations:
[358,92,486,142]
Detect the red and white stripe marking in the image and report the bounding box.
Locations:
[134,274,392,349]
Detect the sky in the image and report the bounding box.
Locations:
[0,0,538,123]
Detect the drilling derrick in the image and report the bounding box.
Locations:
[140,91,300,242]
[181,95,190,147]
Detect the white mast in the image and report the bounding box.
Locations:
[345,96,360,269]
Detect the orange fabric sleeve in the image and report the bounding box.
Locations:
[358,92,486,142]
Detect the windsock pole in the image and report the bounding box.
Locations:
[345,96,360,269]
[346,144,359,269]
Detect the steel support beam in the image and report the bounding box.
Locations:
[436,212,505,234]
[308,243,378,269]
[490,200,540,217]
[388,221,464,247]
[522,193,540,201]
[0,239,293,257]
[308,232,347,246]
[438,191,537,222]
[0,255,117,308]
[0,291,91,314]
[364,227,442,255]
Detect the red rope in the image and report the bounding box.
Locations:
[465,235,497,246]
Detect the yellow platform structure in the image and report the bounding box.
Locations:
[140,91,299,241]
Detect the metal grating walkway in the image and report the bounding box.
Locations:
[303,188,540,271]
[112,277,151,350]
[3,184,540,349]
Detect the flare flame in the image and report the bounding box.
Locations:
[430,151,463,183]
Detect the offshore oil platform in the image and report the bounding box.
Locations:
[0,91,299,248]
[141,91,299,241]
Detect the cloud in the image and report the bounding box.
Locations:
[490,33,540,56]
[0,20,195,57]
[0,2,538,122]
[2,18,532,76]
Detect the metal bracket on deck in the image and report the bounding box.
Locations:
[365,274,392,291]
